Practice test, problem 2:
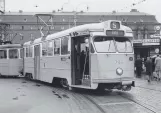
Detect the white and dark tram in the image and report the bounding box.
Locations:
[0,44,23,77]
[23,20,135,91]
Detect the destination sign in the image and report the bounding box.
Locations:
[106,30,124,36]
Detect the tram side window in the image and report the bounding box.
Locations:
[29,46,33,57]
[54,39,60,55]
[61,37,69,55]
[26,47,29,57]
[47,41,53,56]
[0,50,7,59]
[42,42,48,56]
[20,49,24,58]
[9,49,19,59]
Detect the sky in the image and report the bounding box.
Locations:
[1,0,161,22]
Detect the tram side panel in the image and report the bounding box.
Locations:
[8,59,23,76]
[0,59,9,75]
[90,54,100,89]
[39,56,71,84]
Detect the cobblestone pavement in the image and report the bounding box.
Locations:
[0,77,161,113]
[128,75,161,113]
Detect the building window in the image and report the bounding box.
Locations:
[61,26,64,30]
[61,37,69,55]
[9,34,13,41]
[10,26,13,30]
[20,33,24,40]
[24,18,27,22]
[22,26,24,30]
[50,26,54,30]
[54,39,60,55]
[9,49,19,59]
[30,34,34,41]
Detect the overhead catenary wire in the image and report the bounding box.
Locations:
[116,0,148,12]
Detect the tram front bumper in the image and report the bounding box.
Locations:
[92,77,135,87]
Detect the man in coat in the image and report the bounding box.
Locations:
[135,56,142,78]
[145,57,153,82]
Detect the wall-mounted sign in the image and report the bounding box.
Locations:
[154,26,161,31]
[133,39,142,43]
[142,38,160,45]
[155,48,159,53]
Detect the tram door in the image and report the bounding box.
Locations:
[34,45,40,80]
[71,36,90,86]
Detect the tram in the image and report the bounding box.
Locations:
[0,44,23,77]
[23,20,135,91]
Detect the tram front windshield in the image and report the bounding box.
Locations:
[93,36,133,53]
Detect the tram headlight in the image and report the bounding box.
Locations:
[116,68,123,75]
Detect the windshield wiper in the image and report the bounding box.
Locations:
[108,40,112,52]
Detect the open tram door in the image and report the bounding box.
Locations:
[70,31,91,87]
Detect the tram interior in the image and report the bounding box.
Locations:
[71,36,90,85]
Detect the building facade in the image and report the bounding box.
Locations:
[0,9,161,58]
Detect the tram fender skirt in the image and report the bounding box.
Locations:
[122,85,131,91]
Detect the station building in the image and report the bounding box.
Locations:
[0,9,161,59]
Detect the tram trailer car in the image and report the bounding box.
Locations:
[0,44,23,77]
[23,20,135,91]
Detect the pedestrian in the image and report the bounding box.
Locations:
[145,57,153,82]
[135,56,142,78]
[154,54,161,81]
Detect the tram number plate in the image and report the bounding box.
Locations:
[61,57,67,61]
[61,56,70,61]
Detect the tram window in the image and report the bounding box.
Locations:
[47,41,53,56]
[61,37,69,55]
[29,46,33,57]
[26,47,29,57]
[9,49,19,59]
[54,39,60,55]
[20,49,24,58]
[114,37,133,53]
[93,36,116,53]
[0,50,7,59]
[42,42,48,56]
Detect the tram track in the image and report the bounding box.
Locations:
[33,81,158,113]
[52,87,106,113]
[117,92,157,113]
[81,94,106,113]
[22,79,159,113]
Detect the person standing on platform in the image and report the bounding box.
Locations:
[145,57,153,82]
[135,56,142,78]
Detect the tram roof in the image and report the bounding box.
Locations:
[0,44,22,49]
[24,21,133,45]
